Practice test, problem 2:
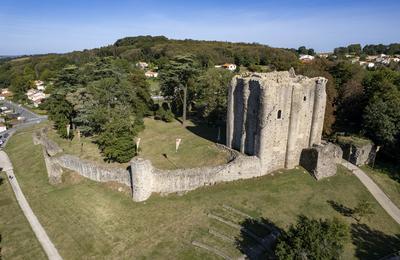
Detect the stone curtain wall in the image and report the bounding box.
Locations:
[130,155,262,201]
[34,128,263,202]
[54,155,131,186]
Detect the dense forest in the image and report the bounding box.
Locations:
[0,36,399,164]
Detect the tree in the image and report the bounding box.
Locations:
[96,110,144,163]
[348,44,362,55]
[363,87,400,145]
[159,55,200,123]
[353,200,375,222]
[42,94,74,138]
[195,68,233,124]
[275,215,349,260]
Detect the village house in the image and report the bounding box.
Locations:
[215,63,237,71]
[136,61,149,69]
[317,53,331,58]
[1,88,12,97]
[30,92,46,107]
[299,54,315,63]
[34,80,46,91]
[145,71,158,78]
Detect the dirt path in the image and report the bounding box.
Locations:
[341,160,400,225]
[0,151,62,260]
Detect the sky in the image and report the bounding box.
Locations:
[0,0,399,55]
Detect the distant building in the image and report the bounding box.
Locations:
[136,62,149,69]
[367,62,375,68]
[145,71,158,78]
[1,88,11,96]
[222,63,237,71]
[393,57,400,63]
[0,124,6,133]
[299,54,315,63]
[0,96,5,101]
[317,53,331,58]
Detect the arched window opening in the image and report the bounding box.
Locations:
[277,110,282,119]
[303,96,307,101]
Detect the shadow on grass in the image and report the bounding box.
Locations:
[186,122,226,144]
[351,223,400,260]
[235,217,281,260]
[371,157,400,183]
[327,200,354,217]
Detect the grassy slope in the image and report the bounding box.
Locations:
[4,126,400,259]
[0,172,46,259]
[47,118,228,170]
[361,165,400,209]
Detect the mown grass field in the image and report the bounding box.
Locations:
[4,125,400,259]
[47,118,229,170]
[361,164,400,209]
[0,172,46,259]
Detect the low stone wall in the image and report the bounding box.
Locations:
[130,155,262,202]
[53,154,131,186]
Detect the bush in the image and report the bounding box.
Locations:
[154,107,174,122]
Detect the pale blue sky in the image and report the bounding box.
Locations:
[1,0,399,55]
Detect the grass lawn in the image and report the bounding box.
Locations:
[0,172,46,259]
[4,124,400,259]
[47,118,229,170]
[361,165,400,209]
[137,118,228,169]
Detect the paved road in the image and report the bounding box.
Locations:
[341,160,400,225]
[0,100,47,148]
[0,151,62,260]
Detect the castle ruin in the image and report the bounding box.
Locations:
[37,70,342,202]
[226,71,328,173]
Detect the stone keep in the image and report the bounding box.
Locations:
[226,71,327,173]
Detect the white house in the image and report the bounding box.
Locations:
[27,88,37,97]
[0,124,6,133]
[0,96,5,101]
[1,88,11,96]
[299,55,315,62]
[136,62,149,69]
[222,63,237,71]
[145,71,159,78]
[367,62,375,68]
[393,57,400,63]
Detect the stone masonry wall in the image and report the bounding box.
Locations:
[226,71,327,174]
[34,128,263,202]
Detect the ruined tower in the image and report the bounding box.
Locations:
[226,71,327,173]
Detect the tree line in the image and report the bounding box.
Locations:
[334,43,400,56]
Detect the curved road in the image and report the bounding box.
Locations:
[341,160,400,225]
[0,151,62,260]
